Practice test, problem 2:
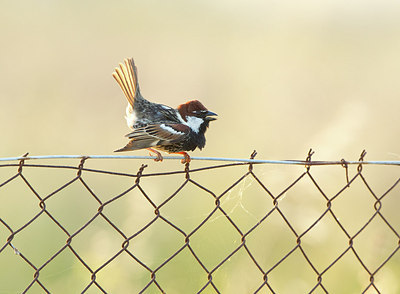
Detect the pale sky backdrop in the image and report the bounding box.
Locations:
[1,0,399,161]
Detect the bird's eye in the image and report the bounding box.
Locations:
[192,109,208,116]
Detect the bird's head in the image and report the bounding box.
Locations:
[177,100,217,133]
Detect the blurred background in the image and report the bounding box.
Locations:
[0,0,399,160]
[1,0,400,293]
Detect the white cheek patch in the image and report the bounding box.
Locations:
[125,105,137,129]
[185,116,203,133]
[160,124,185,135]
[176,112,203,133]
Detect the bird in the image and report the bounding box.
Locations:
[112,58,217,164]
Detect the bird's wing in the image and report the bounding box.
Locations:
[115,123,190,152]
[112,58,141,107]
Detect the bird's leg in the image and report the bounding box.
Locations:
[172,152,191,164]
[147,148,163,162]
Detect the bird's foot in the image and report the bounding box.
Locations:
[147,148,163,162]
[173,152,191,164]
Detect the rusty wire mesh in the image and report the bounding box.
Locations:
[1,150,400,293]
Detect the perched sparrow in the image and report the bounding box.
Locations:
[112,58,217,163]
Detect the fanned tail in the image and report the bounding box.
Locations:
[112,58,142,107]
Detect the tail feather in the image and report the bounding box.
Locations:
[112,58,141,107]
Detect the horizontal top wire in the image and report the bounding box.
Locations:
[0,155,399,166]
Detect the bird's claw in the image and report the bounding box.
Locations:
[147,148,163,162]
[149,152,163,162]
[180,152,191,164]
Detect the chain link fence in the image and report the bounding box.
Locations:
[1,150,399,293]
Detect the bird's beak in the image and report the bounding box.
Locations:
[205,111,218,121]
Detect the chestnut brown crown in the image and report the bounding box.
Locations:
[177,100,217,121]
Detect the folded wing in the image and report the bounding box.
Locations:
[115,123,190,152]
